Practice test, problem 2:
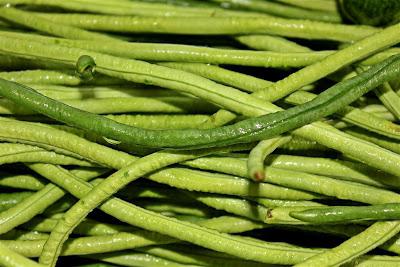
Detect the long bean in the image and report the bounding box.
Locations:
[30,164,323,265]
[183,157,400,205]
[0,7,115,41]
[34,13,377,41]
[234,34,312,52]
[0,69,123,86]
[158,62,273,92]
[183,155,400,189]
[274,0,338,12]
[0,0,251,17]
[0,143,92,166]
[210,0,341,22]
[38,145,252,266]
[375,82,400,119]
[0,167,101,235]
[0,31,334,67]
[2,231,176,257]
[0,173,46,191]
[2,54,399,149]
[294,221,400,267]
[247,136,291,180]
[284,90,400,140]
[190,193,270,222]
[253,22,400,101]
[137,244,267,267]
[0,241,44,267]
[345,127,400,155]
[0,96,216,115]
[291,203,400,224]
[1,36,399,177]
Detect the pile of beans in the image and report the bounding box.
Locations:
[0,1,400,266]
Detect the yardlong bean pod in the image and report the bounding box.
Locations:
[34,13,378,41]
[0,173,46,191]
[234,34,312,52]
[1,53,399,149]
[291,203,400,224]
[294,221,400,267]
[284,90,400,140]
[0,7,115,42]
[0,96,216,115]
[29,164,324,265]
[0,143,93,166]
[38,144,254,266]
[0,168,100,235]
[0,0,252,17]
[210,0,342,22]
[253,22,400,102]
[247,136,291,180]
[3,2,400,265]
[0,31,334,68]
[0,69,123,86]
[1,36,400,177]
[0,241,44,267]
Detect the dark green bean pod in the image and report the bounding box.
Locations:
[0,55,400,149]
[290,203,400,224]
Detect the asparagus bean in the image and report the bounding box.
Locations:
[1,36,399,177]
[247,136,291,180]
[2,53,399,149]
[0,7,115,41]
[210,0,341,22]
[253,22,400,101]
[294,221,400,267]
[291,204,400,224]
[0,242,44,267]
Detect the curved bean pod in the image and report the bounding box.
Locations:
[247,136,291,180]
[0,168,100,235]
[1,38,399,175]
[284,90,400,140]
[38,145,251,266]
[254,22,400,101]
[30,164,322,265]
[294,221,400,267]
[2,54,400,149]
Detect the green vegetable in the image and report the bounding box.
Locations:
[2,3,400,266]
[291,203,400,224]
[1,54,400,149]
